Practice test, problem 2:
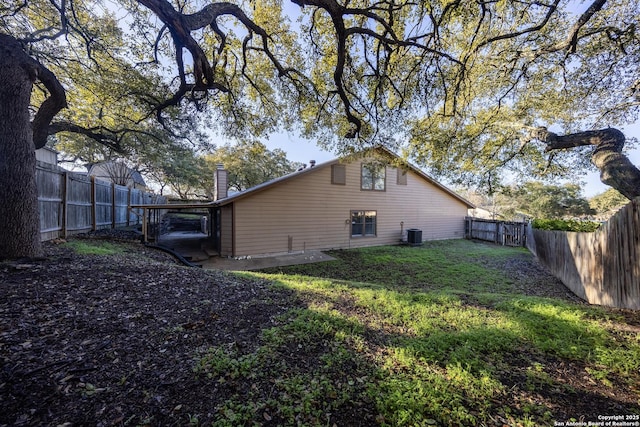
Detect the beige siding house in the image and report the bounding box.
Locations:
[210,148,473,257]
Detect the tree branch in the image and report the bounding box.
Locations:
[475,0,561,50]
[31,63,67,149]
[551,0,607,54]
[47,121,124,152]
[0,34,68,149]
[534,127,640,200]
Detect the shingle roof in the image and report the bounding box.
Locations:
[87,161,146,187]
[132,147,474,210]
[211,146,475,208]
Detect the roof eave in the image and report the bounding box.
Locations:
[211,160,335,206]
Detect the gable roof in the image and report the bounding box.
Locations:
[87,161,146,187]
[212,147,475,208]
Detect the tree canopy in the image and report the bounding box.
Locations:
[142,141,302,199]
[2,0,640,258]
[501,182,594,219]
[202,141,302,193]
[6,0,640,167]
[589,188,629,217]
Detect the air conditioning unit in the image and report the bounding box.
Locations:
[407,229,422,246]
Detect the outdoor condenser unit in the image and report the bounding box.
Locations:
[407,229,422,246]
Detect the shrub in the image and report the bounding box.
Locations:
[532,219,601,232]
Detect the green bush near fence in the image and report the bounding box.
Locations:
[532,218,601,232]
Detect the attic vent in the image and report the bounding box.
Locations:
[331,164,346,185]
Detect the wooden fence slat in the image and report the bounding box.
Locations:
[529,198,640,310]
[36,166,65,241]
[36,165,166,241]
[114,185,130,227]
[482,201,639,310]
[465,217,527,247]
[66,174,93,233]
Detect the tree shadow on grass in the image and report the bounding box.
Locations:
[227,272,640,426]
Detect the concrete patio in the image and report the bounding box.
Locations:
[155,231,335,270]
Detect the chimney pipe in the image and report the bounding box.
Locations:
[214,164,228,201]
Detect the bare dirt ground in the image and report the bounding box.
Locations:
[1,236,638,426]
[1,238,301,426]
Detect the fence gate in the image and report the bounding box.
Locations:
[465,217,527,247]
[501,222,526,246]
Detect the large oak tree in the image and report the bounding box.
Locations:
[1,0,639,258]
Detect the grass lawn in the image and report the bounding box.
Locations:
[196,240,640,426]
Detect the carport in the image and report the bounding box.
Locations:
[130,202,220,258]
[131,202,337,270]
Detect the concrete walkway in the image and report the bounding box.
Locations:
[199,251,336,271]
[155,231,335,270]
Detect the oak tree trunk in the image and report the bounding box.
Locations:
[0,37,42,259]
[536,128,640,200]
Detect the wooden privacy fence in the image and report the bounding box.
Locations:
[526,198,640,310]
[37,163,166,241]
[465,217,528,247]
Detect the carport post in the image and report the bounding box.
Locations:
[142,207,148,243]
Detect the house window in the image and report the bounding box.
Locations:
[351,210,377,237]
[332,164,346,185]
[361,163,386,191]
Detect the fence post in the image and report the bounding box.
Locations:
[126,187,131,227]
[91,176,97,231]
[142,208,148,243]
[62,171,68,239]
[110,182,115,230]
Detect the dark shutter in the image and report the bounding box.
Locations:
[331,164,346,185]
[397,168,407,185]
